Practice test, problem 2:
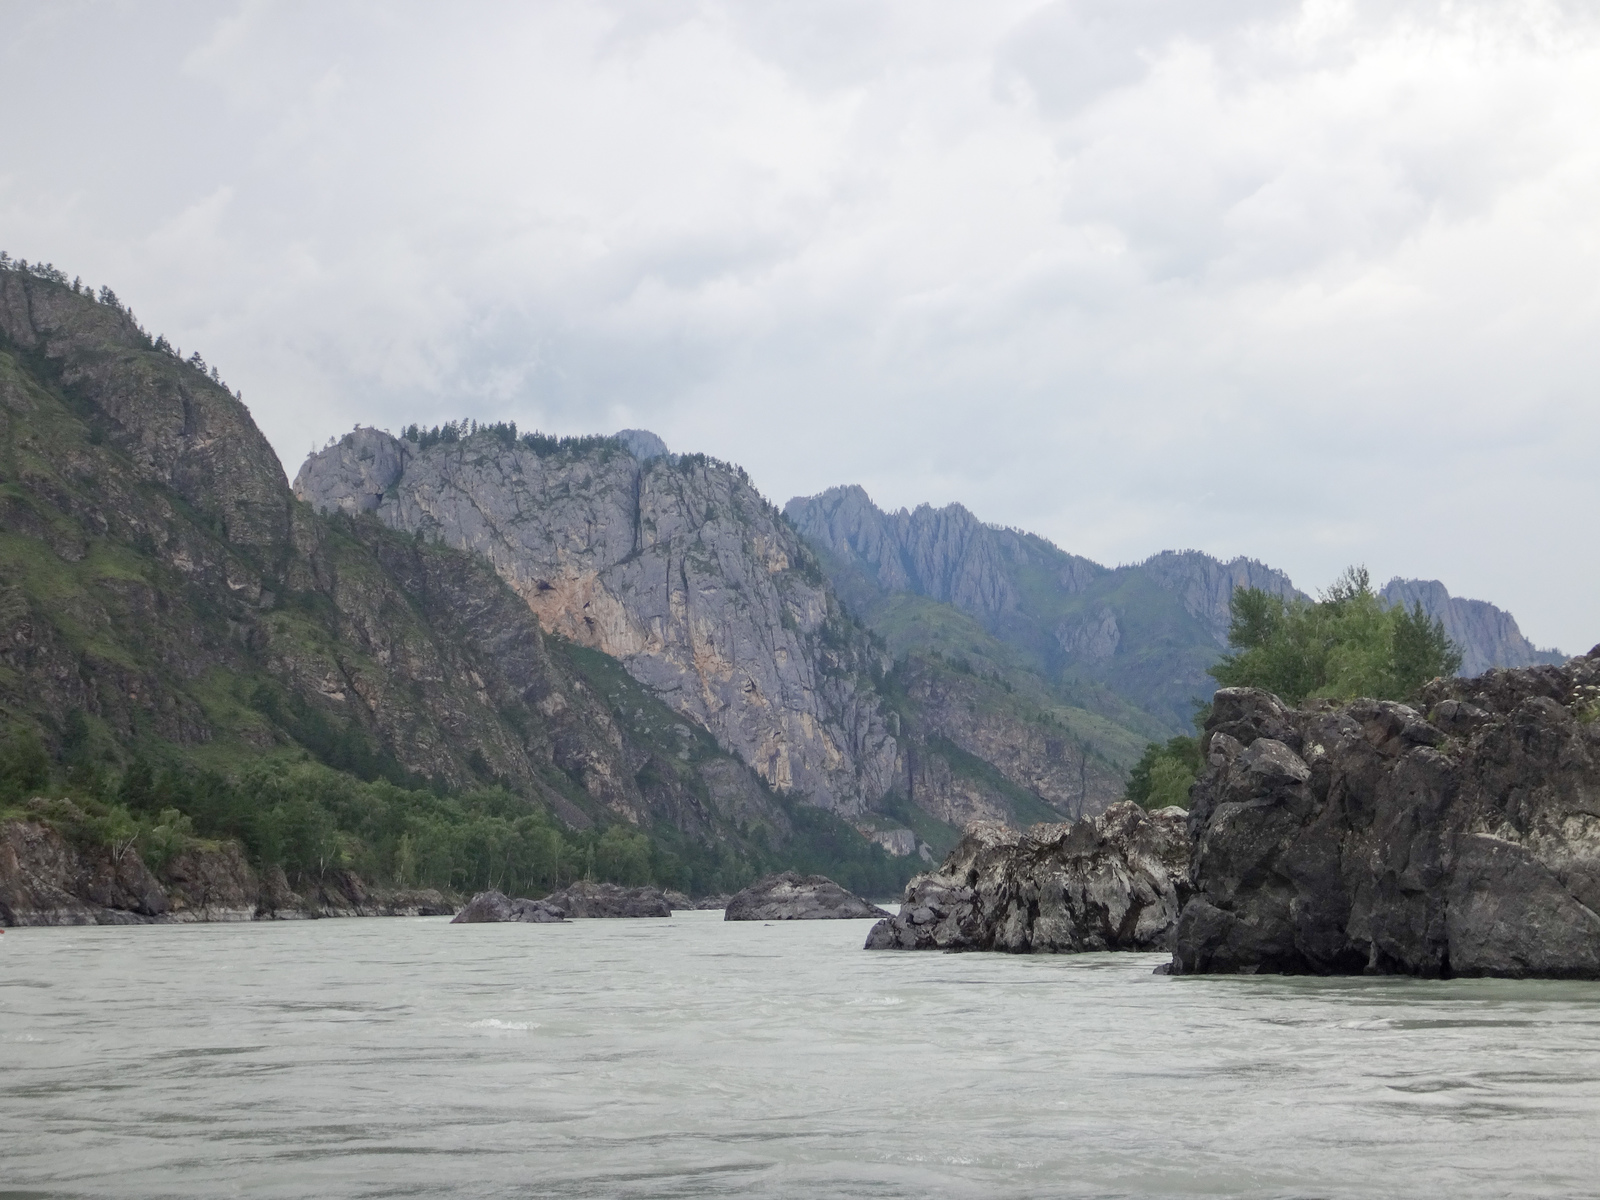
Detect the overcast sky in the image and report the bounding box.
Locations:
[3,1,1597,651]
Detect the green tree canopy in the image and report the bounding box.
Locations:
[1208,566,1462,706]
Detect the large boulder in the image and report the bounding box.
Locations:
[724,872,888,920]
[451,890,567,923]
[541,881,671,918]
[1168,647,1600,978]
[863,801,1190,951]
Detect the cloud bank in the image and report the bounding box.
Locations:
[2,0,1596,650]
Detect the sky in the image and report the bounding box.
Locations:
[2,0,1597,652]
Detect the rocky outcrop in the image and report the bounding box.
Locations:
[541,880,672,917]
[295,870,453,918]
[0,816,452,925]
[1380,577,1566,676]
[451,890,566,923]
[160,843,261,922]
[296,431,899,815]
[863,801,1189,951]
[1169,649,1600,978]
[0,819,168,926]
[723,872,888,920]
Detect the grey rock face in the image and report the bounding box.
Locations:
[1055,607,1121,660]
[451,890,567,923]
[292,427,410,515]
[1169,650,1600,978]
[724,872,889,920]
[1136,551,1304,645]
[786,485,1102,618]
[0,818,168,926]
[1380,577,1566,676]
[892,657,1124,822]
[542,880,671,917]
[614,429,669,461]
[295,432,899,815]
[863,801,1190,952]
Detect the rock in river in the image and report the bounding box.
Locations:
[863,801,1190,952]
[1168,647,1600,978]
[451,891,567,923]
[724,872,888,921]
[541,881,672,918]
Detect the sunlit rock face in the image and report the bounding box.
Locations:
[296,430,899,815]
[1170,651,1600,979]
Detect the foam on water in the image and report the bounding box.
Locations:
[3,910,1600,1198]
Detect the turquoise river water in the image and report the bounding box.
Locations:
[3,911,1600,1198]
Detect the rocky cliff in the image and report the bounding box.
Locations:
[296,429,899,815]
[1170,649,1600,978]
[0,264,843,880]
[1381,577,1566,676]
[786,487,1293,732]
[863,801,1189,952]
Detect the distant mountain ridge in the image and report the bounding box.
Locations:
[784,485,1564,732]
[1378,577,1564,677]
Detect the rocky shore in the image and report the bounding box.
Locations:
[1169,648,1600,978]
[724,872,888,920]
[0,817,451,926]
[863,801,1189,952]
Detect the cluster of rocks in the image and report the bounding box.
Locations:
[863,801,1189,952]
[1171,649,1600,978]
[451,874,883,923]
[453,882,676,922]
[451,891,567,923]
[0,815,451,926]
[723,872,888,921]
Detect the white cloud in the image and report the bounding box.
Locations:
[1,0,1597,651]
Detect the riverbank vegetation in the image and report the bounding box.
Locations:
[0,725,914,902]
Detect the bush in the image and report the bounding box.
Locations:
[1124,736,1202,810]
[1208,567,1462,706]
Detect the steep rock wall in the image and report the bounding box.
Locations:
[296,432,899,814]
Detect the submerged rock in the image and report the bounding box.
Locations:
[451,890,567,923]
[1168,647,1600,978]
[863,801,1189,952]
[541,881,672,918]
[724,872,888,921]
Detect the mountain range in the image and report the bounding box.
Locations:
[0,260,1569,894]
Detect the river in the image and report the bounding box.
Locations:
[3,912,1599,1197]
